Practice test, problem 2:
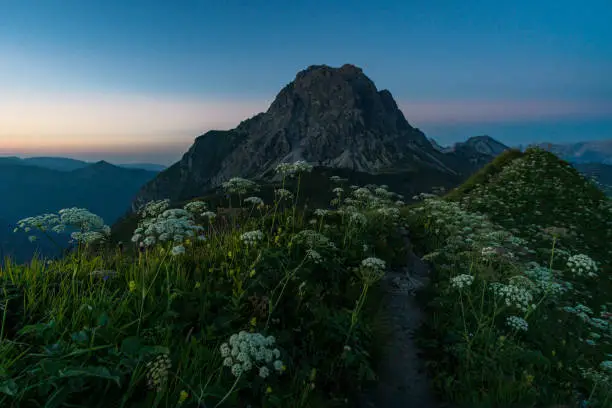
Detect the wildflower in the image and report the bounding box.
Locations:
[566,254,598,277]
[171,245,186,256]
[178,390,188,404]
[183,200,207,214]
[490,283,534,312]
[244,196,264,206]
[506,316,529,332]
[275,160,313,177]
[305,249,323,263]
[139,199,170,218]
[361,257,386,271]
[359,257,386,284]
[145,354,171,391]
[259,366,270,378]
[128,281,137,292]
[275,188,294,200]
[314,209,330,217]
[221,331,284,378]
[450,274,474,290]
[222,177,259,194]
[201,211,216,219]
[241,230,264,246]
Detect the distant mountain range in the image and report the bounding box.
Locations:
[0,160,158,263]
[533,140,612,164]
[0,156,166,172]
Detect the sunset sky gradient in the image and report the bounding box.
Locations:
[1,0,611,165]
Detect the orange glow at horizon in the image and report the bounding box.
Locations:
[1,90,610,154]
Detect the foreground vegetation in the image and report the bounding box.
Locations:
[1,162,407,407]
[3,148,612,407]
[409,148,612,407]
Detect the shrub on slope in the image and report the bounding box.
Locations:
[406,147,612,407]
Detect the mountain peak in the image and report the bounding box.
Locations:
[456,135,509,156]
[133,64,462,206]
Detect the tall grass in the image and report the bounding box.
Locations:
[0,162,407,407]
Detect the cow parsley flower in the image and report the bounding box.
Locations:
[171,245,186,256]
[490,283,534,312]
[506,316,529,332]
[275,160,313,177]
[184,200,208,214]
[220,331,284,379]
[244,196,264,206]
[201,211,216,219]
[305,249,323,263]
[222,177,259,194]
[241,230,264,246]
[451,274,474,290]
[566,254,598,277]
[275,188,294,200]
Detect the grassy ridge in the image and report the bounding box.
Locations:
[0,168,407,407]
[407,147,612,407]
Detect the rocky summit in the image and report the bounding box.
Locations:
[134,64,505,207]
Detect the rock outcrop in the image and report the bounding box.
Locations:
[133,64,506,208]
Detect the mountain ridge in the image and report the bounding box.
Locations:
[133,64,506,208]
[0,156,166,172]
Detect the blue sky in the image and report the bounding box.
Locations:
[0,0,610,164]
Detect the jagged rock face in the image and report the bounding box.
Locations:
[135,65,516,208]
[134,64,461,207]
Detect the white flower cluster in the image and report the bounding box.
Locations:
[184,200,208,214]
[70,230,109,244]
[222,177,259,194]
[15,213,60,233]
[220,331,284,378]
[450,274,475,290]
[275,160,313,177]
[201,211,216,219]
[314,209,330,217]
[361,257,386,272]
[241,230,264,246]
[412,192,438,201]
[16,208,110,244]
[145,353,172,391]
[348,212,368,226]
[353,187,372,200]
[523,263,567,297]
[374,187,392,198]
[481,246,498,258]
[566,254,598,277]
[332,187,344,195]
[490,283,534,312]
[563,303,594,322]
[59,207,107,231]
[506,315,529,332]
[275,188,294,200]
[244,196,264,206]
[359,257,386,283]
[305,249,323,264]
[330,176,347,183]
[132,207,202,246]
[377,207,400,219]
[171,245,186,256]
[139,199,170,218]
[293,230,336,250]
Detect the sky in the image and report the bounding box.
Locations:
[0,0,611,165]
